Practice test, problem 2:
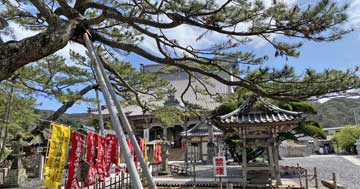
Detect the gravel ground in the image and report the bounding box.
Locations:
[280,155,360,189]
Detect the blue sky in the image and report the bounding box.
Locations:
[3,0,360,114]
[37,28,360,114]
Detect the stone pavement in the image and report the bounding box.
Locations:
[279,155,360,189]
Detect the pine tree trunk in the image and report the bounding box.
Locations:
[0,20,78,82]
[0,87,13,161]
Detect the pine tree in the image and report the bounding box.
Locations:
[0,0,358,101]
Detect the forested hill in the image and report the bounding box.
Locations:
[34,97,360,129]
[35,109,89,128]
[312,98,360,128]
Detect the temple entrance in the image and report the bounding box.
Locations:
[149,126,163,141]
[171,125,183,148]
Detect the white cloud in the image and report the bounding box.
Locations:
[0,22,39,41]
[138,0,303,55]
[346,0,360,28]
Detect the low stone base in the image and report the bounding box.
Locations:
[4,168,28,186]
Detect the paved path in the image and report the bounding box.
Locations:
[280,155,360,189]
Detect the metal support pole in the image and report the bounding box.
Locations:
[96,89,105,135]
[94,42,157,189]
[83,33,143,189]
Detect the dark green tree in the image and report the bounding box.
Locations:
[0,0,359,102]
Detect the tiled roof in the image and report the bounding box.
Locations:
[219,95,302,124]
[91,64,233,116]
[180,121,223,137]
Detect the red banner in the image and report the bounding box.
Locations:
[104,134,119,177]
[139,138,144,155]
[65,132,85,189]
[95,134,106,182]
[84,133,96,187]
[155,143,162,164]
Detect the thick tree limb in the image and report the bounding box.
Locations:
[46,83,98,121]
[29,0,58,25]
[0,20,78,81]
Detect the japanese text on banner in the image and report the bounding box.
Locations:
[44,123,71,189]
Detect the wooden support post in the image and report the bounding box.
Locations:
[297,164,303,188]
[268,146,276,178]
[200,137,203,162]
[305,169,308,189]
[242,145,247,188]
[220,177,223,189]
[314,167,319,189]
[272,144,282,186]
[333,173,337,189]
[121,172,125,189]
[110,177,112,189]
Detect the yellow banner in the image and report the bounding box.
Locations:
[44,123,71,189]
[144,140,148,163]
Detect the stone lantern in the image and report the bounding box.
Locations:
[160,136,170,175]
[4,135,29,186]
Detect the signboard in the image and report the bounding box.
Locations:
[213,156,227,177]
[143,129,149,141]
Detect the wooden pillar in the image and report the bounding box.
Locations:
[268,145,276,178]
[272,143,282,185]
[161,126,169,174]
[163,127,168,140]
[242,143,247,187]
[200,137,203,162]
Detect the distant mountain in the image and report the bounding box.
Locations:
[312,98,360,128]
[34,109,89,128]
[34,98,360,129]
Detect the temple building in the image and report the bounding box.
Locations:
[89,63,236,161]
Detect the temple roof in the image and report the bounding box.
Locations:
[180,121,223,137]
[219,95,303,125]
[89,64,233,117]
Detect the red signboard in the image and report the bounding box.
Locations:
[213,156,227,177]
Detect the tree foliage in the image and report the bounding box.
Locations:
[0,82,40,136]
[333,125,360,152]
[0,0,358,102]
[311,97,360,128]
